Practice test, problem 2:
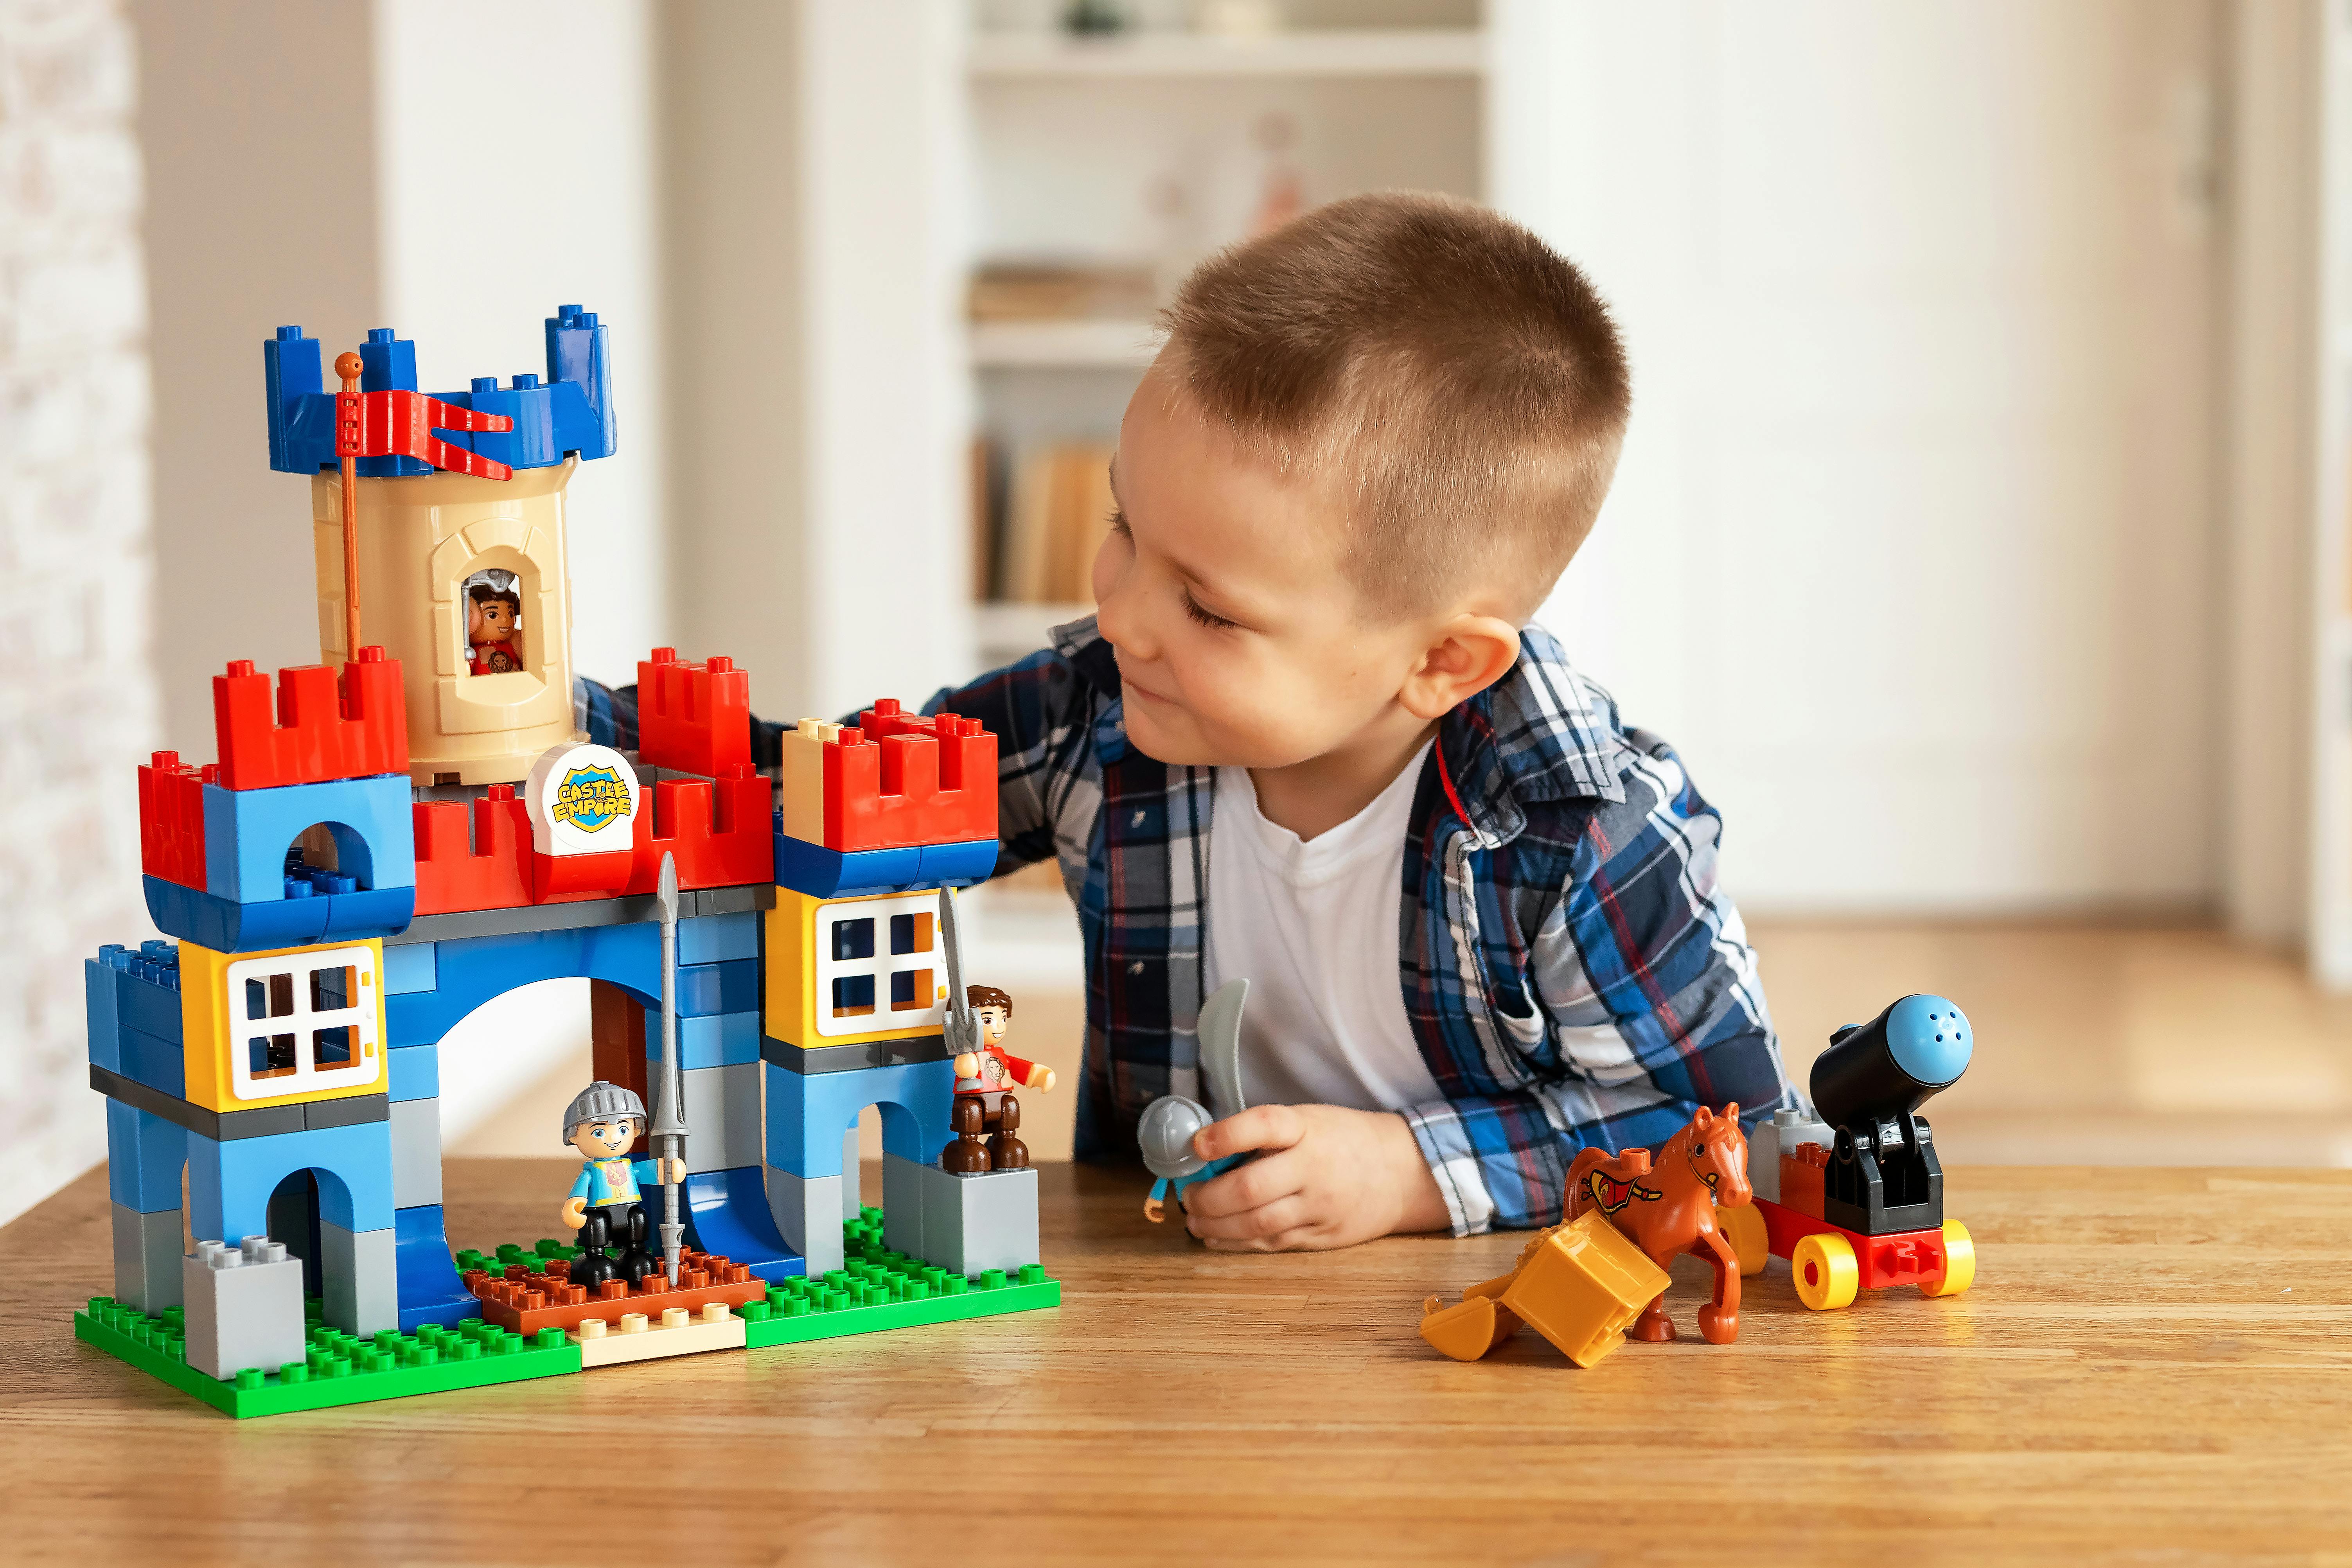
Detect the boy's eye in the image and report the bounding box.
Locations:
[1180,587,1239,632]
[1107,507,1130,538]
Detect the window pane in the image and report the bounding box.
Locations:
[268,972,295,1018]
[246,977,269,1021]
[890,911,933,955]
[831,974,876,1017]
[889,967,935,1011]
[248,1034,297,1078]
[313,1025,354,1068]
[831,917,875,962]
[311,965,354,1013]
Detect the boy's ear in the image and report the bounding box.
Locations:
[1398,614,1521,721]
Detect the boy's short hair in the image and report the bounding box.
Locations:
[1157,191,1631,618]
[968,984,1013,1017]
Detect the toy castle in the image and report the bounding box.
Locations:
[77,308,1054,1417]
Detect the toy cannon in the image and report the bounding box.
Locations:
[1727,995,1978,1311]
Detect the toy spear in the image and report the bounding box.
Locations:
[652,852,687,1284]
[333,351,365,657]
[938,885,979,1064]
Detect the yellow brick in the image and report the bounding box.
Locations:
[764,885,954,1048]
[179,938,388,1113]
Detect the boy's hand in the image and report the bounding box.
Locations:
[1182,1105,1449,1251]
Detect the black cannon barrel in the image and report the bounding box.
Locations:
[1811,994,1972,1128]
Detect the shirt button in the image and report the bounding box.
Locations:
[1128,960,1145,975]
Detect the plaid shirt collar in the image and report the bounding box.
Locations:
[1049,616,1630,843]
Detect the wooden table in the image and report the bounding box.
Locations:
[4,1161,2348,1565]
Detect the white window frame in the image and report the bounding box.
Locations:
[813,892,947,1039]
[224,943,382,1101]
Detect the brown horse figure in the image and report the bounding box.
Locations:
[1564,1103,1751,1344]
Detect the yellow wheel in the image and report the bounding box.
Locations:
[1791,1231,1860,1311]
[1721,1202,1770,1276]
[1921,1218,1975,1298]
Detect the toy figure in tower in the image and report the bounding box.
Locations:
[465,569,523,675]
[558,1081,686,1287]
[947,985,1055,1172]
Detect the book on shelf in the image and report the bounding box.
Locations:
[968,262,1157,322]
[977,441,1115,605]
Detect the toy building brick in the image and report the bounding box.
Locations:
[76,307,1055,1418]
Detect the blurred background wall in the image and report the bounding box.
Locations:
[8,0,2352,1225]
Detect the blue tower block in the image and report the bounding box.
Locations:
[144,775,417,952]
[266,306,616,476]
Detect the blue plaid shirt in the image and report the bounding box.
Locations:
[579,616,1793,1234]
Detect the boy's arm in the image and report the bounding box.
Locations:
[577,634,1103,874]
[1400,746,1795,1236]
[914,641,1105,875]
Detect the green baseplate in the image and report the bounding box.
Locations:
[73,1208,1060,1419]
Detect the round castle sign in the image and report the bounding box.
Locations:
[525,742,643,857]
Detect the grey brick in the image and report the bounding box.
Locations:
[181,1235,305,1381]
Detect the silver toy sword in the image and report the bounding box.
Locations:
[1197,977,1250,1116]
[652,852,686,1284]
[938,885,979,1062]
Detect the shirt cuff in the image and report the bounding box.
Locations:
[1398,1099,1498,1238]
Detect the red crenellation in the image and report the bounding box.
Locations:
[212,647,410,791]
[137,751,211,889]
[636,647,750,779]
[818,699,997,851]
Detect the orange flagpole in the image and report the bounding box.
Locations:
[335,350,365,658]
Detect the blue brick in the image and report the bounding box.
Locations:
[678,911,758,966]
[144,874,413,953]
[762,1056,955,1178]
[919,839,999,884]
[107,947,182,1040]
[105,1099,188,1213]
[387,923,661,1047]
[383,941,437,995]
[773,835,920,899]
[771,834,997,898]
[676,958,756,1018]
[393,1202,478,1333]
[85,955,122,1073]
[188,1119,395,1243]
[659,1010,760,1069]
[387,1044,438,1103]
[678,1166,803,1283]
[117,1025,185,1098]
[201,775,415,904]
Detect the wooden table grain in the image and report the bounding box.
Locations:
[3,1159,2348,1566]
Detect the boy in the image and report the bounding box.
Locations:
[583,193,1792,1250]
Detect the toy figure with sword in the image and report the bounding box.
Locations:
[935,887,1054,1175]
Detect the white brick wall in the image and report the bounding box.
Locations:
[0,0,158,1227]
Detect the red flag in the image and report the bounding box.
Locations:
[334,388,516,480]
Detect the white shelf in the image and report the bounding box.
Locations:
[972,318,1164,369]
[976,600,1092,661]
[968,28,1486,80]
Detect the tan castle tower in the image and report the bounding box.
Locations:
[264,309,615,786]
[312,460,585,785]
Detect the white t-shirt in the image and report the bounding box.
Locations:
[1200,740,1443,1118]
